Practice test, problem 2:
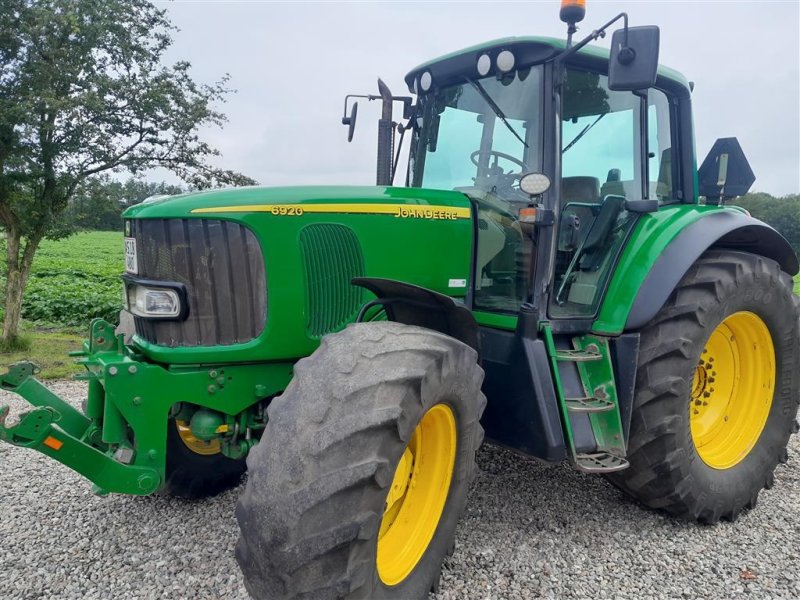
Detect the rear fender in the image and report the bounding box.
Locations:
[595,208,797,334]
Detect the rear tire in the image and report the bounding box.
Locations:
[610,250,800,523]
[235,322,486,599]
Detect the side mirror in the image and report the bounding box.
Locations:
[342,102,358,142]
[608,26,660,91]
[698,137,755,204]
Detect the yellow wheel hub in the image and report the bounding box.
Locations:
[376,404,457,586]
[690,311,775,469]
[175,419,221,456]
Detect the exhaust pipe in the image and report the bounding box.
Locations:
[376,78,394,186]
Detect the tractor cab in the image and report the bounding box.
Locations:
[341,5,693,332]
[401,31,683,323]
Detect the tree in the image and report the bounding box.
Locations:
[735,193,800,255]
[0,0,256,346]
[66,177,185,231]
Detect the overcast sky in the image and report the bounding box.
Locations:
[152,0,800,196]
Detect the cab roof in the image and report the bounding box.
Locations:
[404,36,690,93]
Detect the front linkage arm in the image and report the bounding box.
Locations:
[0,361,162,495]
[0,319,293,496]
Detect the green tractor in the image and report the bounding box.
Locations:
[2,2,798,598]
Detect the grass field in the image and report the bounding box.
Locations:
[23,231,123,326]
[1,326,85,379]
[2,231,123,378]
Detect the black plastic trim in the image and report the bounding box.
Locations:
[352,277,480,352]
[404,41,560,93]
[121,274,190,321]
[549,318,595,334]
[626,211,799,330]
[610,333,640,446]
[479,325,567,461]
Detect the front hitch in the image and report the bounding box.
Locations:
[0,319,293,496]
[0,359,161,495]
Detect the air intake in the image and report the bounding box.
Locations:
[299,224,365,338]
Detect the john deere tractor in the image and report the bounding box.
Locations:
[2,2,798,599]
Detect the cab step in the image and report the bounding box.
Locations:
[555,348,602,362]
[574,452,630,473]
[565,396,615,413]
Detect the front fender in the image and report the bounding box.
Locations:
[352,277,480,352]
[593,206,798,335]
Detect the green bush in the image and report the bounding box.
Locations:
[23,274,122,325]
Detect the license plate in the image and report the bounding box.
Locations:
[124,237,138,274]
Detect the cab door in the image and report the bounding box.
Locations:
[550,67,676,320]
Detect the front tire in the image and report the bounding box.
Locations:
[610,250,800,523]
[161,417,246,498]
[235,322,486,599]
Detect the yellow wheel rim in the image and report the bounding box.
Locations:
[175,419,221,456]
[376,404,457,586]
[690,311,775,469]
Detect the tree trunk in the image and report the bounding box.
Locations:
[2,230,40,345]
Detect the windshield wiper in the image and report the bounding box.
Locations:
[465,78,528,149]
[562,112,606,154]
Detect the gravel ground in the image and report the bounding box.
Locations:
[1,380,798,600]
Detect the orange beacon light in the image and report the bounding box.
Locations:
[560,0,586,25]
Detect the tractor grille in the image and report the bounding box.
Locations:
[299,224,365,338]
[130,218,267,347]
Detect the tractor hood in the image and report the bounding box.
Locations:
[123,185,471,220]
[121,185,474,365]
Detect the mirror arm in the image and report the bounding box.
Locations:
[559,12,628,62]
[342,93,378,123]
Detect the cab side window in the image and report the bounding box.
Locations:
[551,69,639,317]
[648,88,675,201]
[561,70,642,202]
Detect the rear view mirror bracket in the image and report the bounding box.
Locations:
[556,13,660,93]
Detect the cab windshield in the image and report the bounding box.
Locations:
[410,66,543,202]
[409,67,544,313]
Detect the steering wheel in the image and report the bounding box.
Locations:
[470,150,526,173]
[470,150,528,200]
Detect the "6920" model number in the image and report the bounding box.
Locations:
[270,205,304,216]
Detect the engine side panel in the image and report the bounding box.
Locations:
[124,185,474,363]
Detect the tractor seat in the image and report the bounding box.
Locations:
[562,176,600,204]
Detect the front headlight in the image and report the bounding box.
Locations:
[127,286,180,318]
[122,277,187,320]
